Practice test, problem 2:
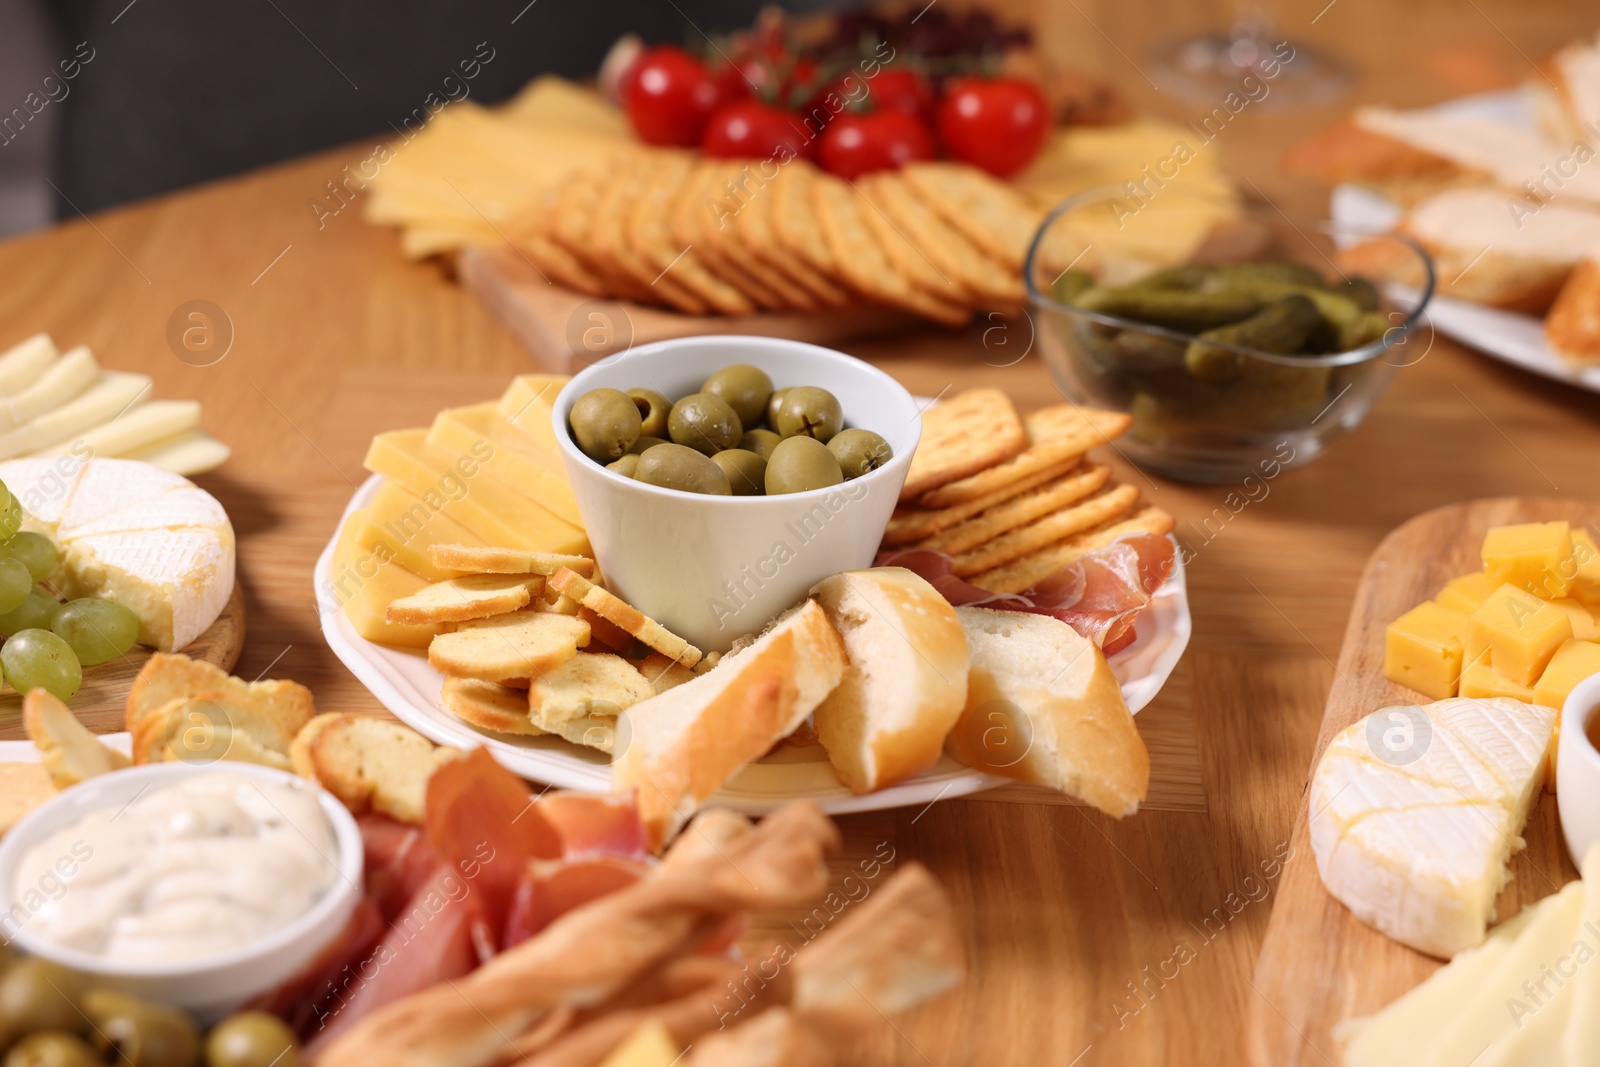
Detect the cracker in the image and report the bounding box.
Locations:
[736,177,851,308]
[539,593,583,616]
[772,164,844,282]
[530,652,653,725]
[387,573,545,625]
[865,172,1026,305]
[439,677,544,736]
[901,162,1045,270]
[629,155,756,316]
[308,714,460,824]
[671,162,788,311]
[580,605,637,653]
[949,483,1140,577]
[0,764,54,834]
[856,173,973,306]
[701,161,819,311]
[917,464,1113,556]
[589,158,706,314]
[133,692,296,771]
[548,568,702,668]
[549,161,657,304]
[428,544,595,577]
[915,406,1130,508]
[126,653,316,755]
[900,387,1027,501]
[505,201,608,296]
[969,506,1177,593]
[428,609,591,682]
[883,456,1081,546]
[812,173,971,327]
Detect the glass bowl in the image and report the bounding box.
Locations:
[1023,187,1435,483]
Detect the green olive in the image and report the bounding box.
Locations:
[711,449,768,496]
[827,429,893,479]
[667,393,742,456]
[626,388,673,438]
[84,990,200,1067]
[738,428,782,460]
[0,960,85,1039]
[569,388,642,463]
[765,388,790,428]
[701,365,774,428]
[203,1012,301,1067]
[627,435,668,455]
[765,436,844,495]
[4,1033,100,1067]
[606,454,640,478]
[634,443,732,496]
[772,386,843,442]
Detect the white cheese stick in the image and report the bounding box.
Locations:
[0,346,98,432]
[122,429,230,476]
[0,371,152,460]
[30,399,199,460]
[0,333,57,395]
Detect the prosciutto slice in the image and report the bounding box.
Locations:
[877,533,1175,654]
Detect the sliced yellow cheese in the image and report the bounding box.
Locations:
[1535,639,1600,711]
[1483,520,1575,599]
[1563,845,1600,1062]
[1549,597,1600,642]
[0,371,151,460]
[495,373,569,456]
[1435,571,1498,615]
[0,333,57,394]
[1385,601,1470,700]
[0,346,98,432]
[1469,584,1574,687]
[1459,658,1536,702]
[327,506,440,648]
[121,430,231,477]
[356,480,490,582]
[424,402,582,527]
[30,399,200,460]
[1572,530,1600,607]
[363,429,588,555]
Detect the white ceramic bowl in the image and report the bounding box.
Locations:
[0,761,363,1019]
[1558,671,1600,869]
[553,335,921,651]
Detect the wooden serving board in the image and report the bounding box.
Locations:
[0,586,245,740]
[1248,497,1597,1067]
[458,245,929,372]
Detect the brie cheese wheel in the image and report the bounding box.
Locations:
[1309,697,1556,958]
[0,457,235,652]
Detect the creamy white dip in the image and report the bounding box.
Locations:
[14,772,337,962]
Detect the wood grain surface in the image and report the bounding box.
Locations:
[1248,498,1598,1067]
[0,1,1594,1062]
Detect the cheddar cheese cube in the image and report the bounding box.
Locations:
[1384,601,1470,700]
[1435,571,1498,615]
[1533,638,1600,711]
[1572,530,1600,606]
[1467,584,1574,686]
[1549,598,1600,642]
[1458,658,1535,703]
[1481,521,1575,598]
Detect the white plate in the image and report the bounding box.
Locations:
[315,473,1191,816]
[1328,88,1600,395]
[0,735,130,763]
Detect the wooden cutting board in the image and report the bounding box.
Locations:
[0,585,245,740]
[1248,497,1598,1067]
[458,245,930,373]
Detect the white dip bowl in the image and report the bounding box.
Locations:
[1558,671,1600,868]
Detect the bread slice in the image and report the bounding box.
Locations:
[944,606,1148,816]
[438,677,544,736]
[529,653,653,727]
[386,573,545,624]
[426,544,595,577]
[613,600,847,850]
[127,652,316,750]
[133,691,297,770]
[548,568,702,667]
[1545,257,1600,365]
[808,569,969,794]
[24,689,131,788]
[306,713,460,823]
[427,609,590,682]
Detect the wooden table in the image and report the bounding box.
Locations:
[0,1,1595,1062]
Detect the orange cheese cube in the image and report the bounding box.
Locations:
[1572,530,1600,606]
[1481,521,1575,598]
[1384,601,1470,700]
[1458,658,1536,703]
[1533,638,1600,711]
[1467,584,1574,686]
[1435,571,1498,615]
[1548,598,1600,642]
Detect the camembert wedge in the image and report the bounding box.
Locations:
[1309,697,1557,958]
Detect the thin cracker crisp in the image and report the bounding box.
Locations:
[901,162,1045,271]
[629,154,756,316]
[855,174,972,306]
[440,677,544,736]
[427,609,591,682]
[733,168,851,308]
[549,160,657,304]
[428,544,595,577]
[866,172,1026,305]
[701,161,819,311]
[949,483,1140,577]
[589,158,705,314]
[387,573,545,625]
[969,506,1176,593]
[916,464,1112,556]
[505,197,607,296]
[916,405,1131,508]
[772,163,842,279]
[548,568,702,668]
[883,456,1081,546]
[900,387,1027,501]
[670,163,787,311]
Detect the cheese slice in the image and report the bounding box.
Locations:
[495,373,569,456]
[30,399,200,460]
[1310,697,1556,958]
[0,457,234,651]
[327,506,440,648]
[0,372,151,460]
[424,402,582,527]
[121,430,231,477]
[0,334,57,395]
[356,480,490,582]
[0,346,98,433]
[1564,844,1600,1061]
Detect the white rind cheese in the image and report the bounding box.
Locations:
[0,457,235,652]
[1310,697,1557,958]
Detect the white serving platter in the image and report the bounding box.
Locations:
[316,472,1190,815]
[1328,88,1600,395]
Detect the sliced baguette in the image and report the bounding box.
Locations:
[438,677,544,736]
[127,652,316,751]
[612,600,846,850]
[944,606,1148,816]
[809,568,969,794]
[386,573,545,624]
[427,609,590,682]
[307,714,460,823]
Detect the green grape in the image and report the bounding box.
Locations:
[0,493,19,543]
[51,599,140,666]
[1,533,56,583]
[2,629,82,701]
[0,559,30,616]
[0,588,60,635]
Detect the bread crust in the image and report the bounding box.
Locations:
[1339,233,1573,315]
[1545,258,1600,364]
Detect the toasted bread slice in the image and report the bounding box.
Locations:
[808,569,969,794]
[290,712,343,778]
[548,568,701,667]
[307,714,460,823]
[613,600,847,850]
[1545,257,1600,365]
[134,691,297,770]
[426,544,596,578]
[944,606,1147,816]
[438,677,545,736]
[529,653,654,726]
[386,574,546,625]
[127,653,316,752]
[24,689,131,788]
[427,609,590,682]
[632,651,697,695]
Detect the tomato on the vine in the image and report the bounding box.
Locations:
[936,76,1051,178]
[624,46,721,147]
[817,109,936,180]
[701,101,813,161]
[862,69,935,124]
[710,42,783,102]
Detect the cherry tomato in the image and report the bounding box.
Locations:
[710,44,783,102]
[701,101,813,161]
[862,69,935,124]
[624,46,720,147]
[817,110,936,180]
[936,76,1051,178]
[795,70,864,132]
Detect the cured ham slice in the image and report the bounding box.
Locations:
[503,856,649,947]
[533,793,649,859]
